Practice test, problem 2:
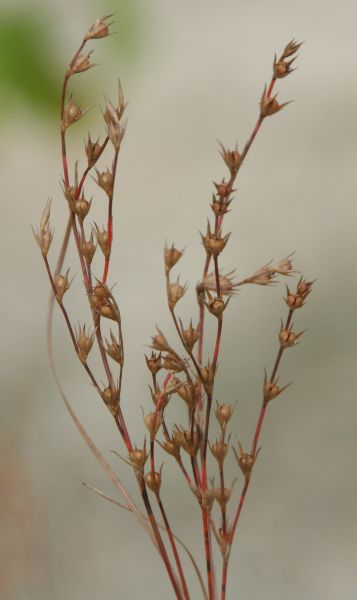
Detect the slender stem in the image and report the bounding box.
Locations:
[156,496,190,600]
[140,481,184,600]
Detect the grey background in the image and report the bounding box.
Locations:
[1,0,356,598]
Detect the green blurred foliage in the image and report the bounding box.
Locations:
[0,12,60,118]
[0,2,145,121]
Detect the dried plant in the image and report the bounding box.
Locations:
[33,16,313,599]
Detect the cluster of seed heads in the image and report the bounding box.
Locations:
[34,22,312,600]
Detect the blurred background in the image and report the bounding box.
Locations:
[1,0,356,598]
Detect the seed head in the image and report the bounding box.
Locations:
[164,243,184,273]
[260,85,291,118]
[279,321,305,348]
[199,270,238,297]
[66,51,95,77]
[54,269,71,304]
[73,194,91,221]
[144,412,162,440]
[233,442,259,480]
[94,168,114,197]
[219,141,242,175]
[263,372,291,404]
[162,353,184,373]
[205,294,230,318]
[151,327,172,352]
[180,319,199,351]
[172,427,199,457]
[281,39,303,59]
[211,195,232,217]
[128,444,148,471]
[167,277,187,310]
[215,402,235,430]
[209,438,229,466]
[145,467,163,494]
[201,221,231,258]
[85,134,103,167]
[75,324,95,363]
[94,224,110,258]
[85,14,114,41]
[33,199,54,257]
[105,331,123,364]
[211,479,236,508]
[175,381,198,409]
[101,384,119,415]
[145,352,162,375]
[62,97,89,131]
[273,56,296,79]
[213,179,233,199]
[200,359,215,394]
[80,233,96,266]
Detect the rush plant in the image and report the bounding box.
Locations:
[34,14,313,599]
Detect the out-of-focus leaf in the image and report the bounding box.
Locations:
[0,12,60,116]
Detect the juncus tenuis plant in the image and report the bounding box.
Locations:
[33,14,313,599]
